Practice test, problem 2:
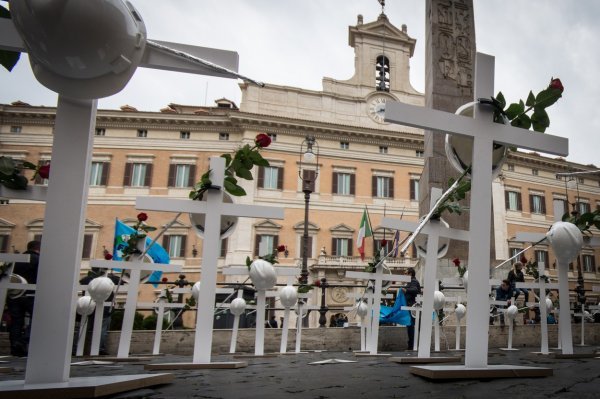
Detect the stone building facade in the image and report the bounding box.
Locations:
[1,13,598,327]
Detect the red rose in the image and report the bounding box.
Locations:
[277,244,286,253]
[452,258,461,267]
[255,133,271,148]
[161,277,168,283]
[313,279,321,287]
[380,240,387,247]
[549,78,564,93]
[104,253,113,260]
[520,255,528,264]
[38,164,50,179]
[137,212,148,222]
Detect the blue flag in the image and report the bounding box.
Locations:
[112,219,170,286]
[379,289,411,326]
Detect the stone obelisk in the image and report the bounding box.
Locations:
[420,0,476,260]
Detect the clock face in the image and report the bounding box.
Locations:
[368,96,388,123]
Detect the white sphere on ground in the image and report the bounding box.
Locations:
[433,291,446,311]
[230,297,247,316]
[506,305,518,320]
[76,296,96,316]
[356,301,368,318]
[249,259,277,291]
[279,286,298,308]
[191,281,201,300]
[546,221,583,266]
[545,298,554,312]
[87,277,115,302]
[455,303,466,320]
[462,271,468,292]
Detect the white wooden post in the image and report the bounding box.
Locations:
[516,262,559,354]
[345,269,409,355]
[381,188,469,358]
[346,291,393,352]
[88,285,128,356]
[90,259,180,358]
[385,53,568,368]
[222,265,299,356]
[294,293,319,353]
[0,255,34,316]
[400,301,422,351]
[137,157,284,364]
[278,276,298,354]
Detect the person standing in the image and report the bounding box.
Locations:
[401,268,421,350]
[7,240,40,357]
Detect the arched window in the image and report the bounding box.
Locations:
[375,55,390,92]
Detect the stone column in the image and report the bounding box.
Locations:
[421,0,475,260]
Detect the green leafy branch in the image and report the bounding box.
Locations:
[0,156,41,189]
[431,166,472,219]
[562,209,600,236]
[190,134,271,201]
[121,214,157,260]
[245,244,286,270]
[490,78,563,133]
[524,259,549,283]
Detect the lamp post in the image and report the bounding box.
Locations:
[298,136,319,286]
[318,277,329,327]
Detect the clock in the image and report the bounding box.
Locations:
[367,95,389,123]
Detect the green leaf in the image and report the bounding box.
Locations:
[0,156,15,175]
[511,114,531,130]
[531,108,550,133]
[235,166,253,180]
[221,153,232,167]
[249,151,269,167]
[143,226,157,232]
[535,88,561,109]
[223,180,246,196]
[505,102,524,120]
[246,256,252,267]
[526,91,535,107]
[224,175,238,186]
[21,161,37,170]
[494,92,506,109]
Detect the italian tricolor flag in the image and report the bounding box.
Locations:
[357,208,372,261]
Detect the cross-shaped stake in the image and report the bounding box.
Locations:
[345,267,409,355]
[381,188,469,358]
[277,276,299,354]
[385,52,568,368]
[223,265,298,356]
[90,258,181,358]
[515,262,559,354]
[137,156,284,364]
[345,291,394,352]
[293,292,319,353]
[0,254,35,315]
[84,284,128,357]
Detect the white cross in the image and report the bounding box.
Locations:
[223,265,298,356]
[218,289,253,354]
[137,156,284,363]
[277,276,298,354]
[90,258,180,358]
[0,13,252,384]
[293,292,319,354]
[345,268,409,355]
[515,262,559,354]
[345,291,394,352]
[381,188,469,358]
[384,52,568,368]
[86,284,128,357]
[0,254,35,315]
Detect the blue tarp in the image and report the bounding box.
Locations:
[379,289,412,326]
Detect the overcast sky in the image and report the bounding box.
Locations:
[1,0,599,166]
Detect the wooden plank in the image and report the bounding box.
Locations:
[144,362,247,370]
[409,365,552,379]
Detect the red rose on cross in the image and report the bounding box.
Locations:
[549,78,564,93]
[452,258,461,267]
[38,164,50,179]
[255,133,271,148]
[137,212,148,222]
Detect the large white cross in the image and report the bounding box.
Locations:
[1,13,250,385]
[345,267,409,355]
[384,52,568,368]
[345,291,394,353]
[90,259,180,358]
[137,156,284,363]
[293,292,319,354]
[381,188,469,358]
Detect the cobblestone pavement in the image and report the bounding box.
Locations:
[1,347,599,398]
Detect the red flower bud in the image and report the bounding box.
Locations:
[255,133,271,148]
[520,255,528,264]
[452,258,461,267]
[38,164,50,179]
[277,244,286,253]
[549,78,564,93]
[313,279,321,287]
[161,277,168,283]
[380,239,387,247]
[137,212,148,222]
[104,253,113,260]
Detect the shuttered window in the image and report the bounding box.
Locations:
[124,163,153,187]
[505,191,522,211]
[333,173,354,195]
[163,235,187,258]
[331,238,352,257]
[410,179,419,201]
[529,194,546,214]
[258,166,283,190]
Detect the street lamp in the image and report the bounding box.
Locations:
[298,136,319,285]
